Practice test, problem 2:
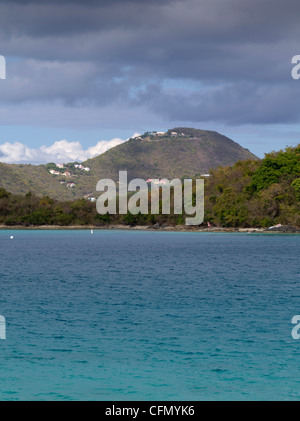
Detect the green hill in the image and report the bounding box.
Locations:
[83,128,258,181]
[0,128,258,200]
[0,143,298,228]
[0,162,77,200]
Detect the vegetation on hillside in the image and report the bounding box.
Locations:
[0,144,299,228]
[84,127,258,182]
[204,145,300,227]
[0,128,258,201]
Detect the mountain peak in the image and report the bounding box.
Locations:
[0,128,258,200]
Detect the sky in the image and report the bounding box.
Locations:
[1,0,300,163]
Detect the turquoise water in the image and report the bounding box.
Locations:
[0,229,299,400]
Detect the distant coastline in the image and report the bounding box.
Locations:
[1,224,299,233]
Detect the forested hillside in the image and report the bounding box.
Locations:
[0,144,299,228]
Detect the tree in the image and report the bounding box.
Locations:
[250,146,300,191]
[292,178,300,201]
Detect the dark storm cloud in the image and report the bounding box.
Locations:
[1,0,300,126]
[136,81,300,125]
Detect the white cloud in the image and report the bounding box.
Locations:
[0,134,140,164]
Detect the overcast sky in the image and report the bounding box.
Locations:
[1,0,300,163]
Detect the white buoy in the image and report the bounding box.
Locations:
[91,229,93,234]
[10,236,14,239]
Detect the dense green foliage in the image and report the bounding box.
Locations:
[292,178,300,201]
[250,146,300,191]
[0,191,180,227]
[204,145,300,227]
[0,144,299,228]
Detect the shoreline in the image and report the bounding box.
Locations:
[0,224,299,233]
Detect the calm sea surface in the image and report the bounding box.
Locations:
[0,229,299,400]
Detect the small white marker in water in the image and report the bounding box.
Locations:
[0,315,6,340]
[91,229,93,234]
[10,235,14,239]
